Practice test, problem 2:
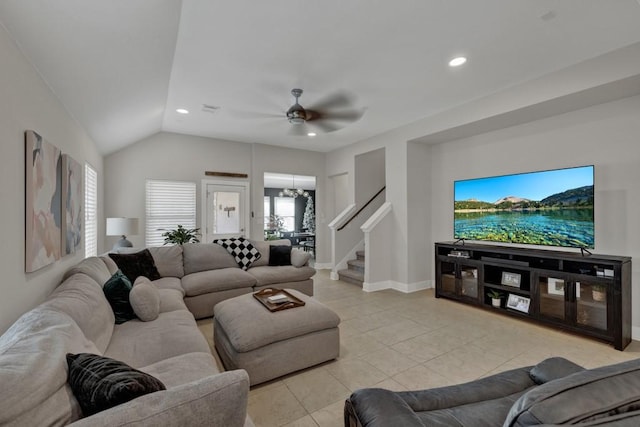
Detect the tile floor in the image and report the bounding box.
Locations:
[197,269,640,427]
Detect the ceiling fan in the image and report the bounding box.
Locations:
[238,88,364,136]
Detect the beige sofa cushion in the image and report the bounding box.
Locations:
[100,255,119,275]
[42,273,115,353]
[153,277,185,296]
[0,308,100,427]
[250,239,291,267]
[247,265,316,287]
[181,268,257,297]
[140,352,221,387]
[63,256,113,286]
[182,243,238,274]
[104,310,211,368]
[148,246,185,278]
[291,248,311,267]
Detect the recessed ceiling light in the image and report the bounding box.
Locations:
[448,56,467,67]
[307,132,317,137]
[176,108,189,114]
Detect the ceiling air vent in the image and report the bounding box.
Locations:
[202,104,220,114]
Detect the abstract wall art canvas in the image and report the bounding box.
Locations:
[62,154,83,255]
[25,130,62,272]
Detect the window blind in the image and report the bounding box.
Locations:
[145,180,196,246]
[84,164,98,257]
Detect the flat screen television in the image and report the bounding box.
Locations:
[454,165,594,249]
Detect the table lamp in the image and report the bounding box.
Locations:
[106,217,139,250]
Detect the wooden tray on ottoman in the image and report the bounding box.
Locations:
[253,288,306,312]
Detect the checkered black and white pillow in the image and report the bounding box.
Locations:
[213,237,261,270]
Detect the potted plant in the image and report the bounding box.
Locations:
[162,225,200,245]
[487,289,503,308]
[591,284,606,302]
[265,215,285,240]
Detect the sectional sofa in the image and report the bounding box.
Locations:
[116,239,315,318]
[0,239,314,426]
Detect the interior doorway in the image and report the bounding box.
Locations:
[263,173,316,257]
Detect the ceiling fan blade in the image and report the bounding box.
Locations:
[287,123,309,136]
[314,109,365,123]
[307,90,356,111]
[307,120,342,133]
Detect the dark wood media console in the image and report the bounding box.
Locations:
[435,241,632,350]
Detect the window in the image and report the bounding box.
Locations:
[274,197,295,231]
[84,164,98,257]
[146,180,196,246]
[264,196,271,228]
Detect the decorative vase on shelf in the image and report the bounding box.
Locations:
[491,298,501,308]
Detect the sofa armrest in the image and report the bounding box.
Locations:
[346,388,424,427]
[529,356,584,384]
[395,366,535,412]
[70,370,249,427]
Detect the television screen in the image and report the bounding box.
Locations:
[454,165,594,249]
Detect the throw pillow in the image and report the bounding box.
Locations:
[66,353,166,416]
[108,249,161,283]
[213,237,261,270]
[291,248,311,267]
[268,245,292,266]
[103,270,136,324]
[129,277,160,322]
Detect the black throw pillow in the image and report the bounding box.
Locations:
[66,353,166,416]
[109,249,161,283]
[269,245,292,266]
[103,270,136,324]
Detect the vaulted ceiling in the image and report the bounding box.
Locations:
[2,0,640,154]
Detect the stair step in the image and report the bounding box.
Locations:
[347,259,365,273]
[356,250,365,260]
[338,268,364,286]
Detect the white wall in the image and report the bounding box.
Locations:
[428,94,640,327]
[104,132,252,249]
[104,134,330,263]
[0,25,103,333]
[354,147,385,205]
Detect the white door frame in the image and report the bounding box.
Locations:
[201,179,250,242]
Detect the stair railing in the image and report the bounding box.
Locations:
[337,187,385,231]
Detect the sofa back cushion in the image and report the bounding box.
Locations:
[63,256,113,286]
[505,358,640,426]
[0,308,99,426]
[182,243,238,274]
[250,239,291,267]
[147,245,185,278]
[42,273,115,353]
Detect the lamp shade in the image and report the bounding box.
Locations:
[106,218,139,237]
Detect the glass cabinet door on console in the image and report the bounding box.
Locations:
[536,273,609,333]
[436,257,480,302]
[538,275,567,321]
[575,280,608,332]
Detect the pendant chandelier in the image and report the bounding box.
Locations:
[279,176,310,198]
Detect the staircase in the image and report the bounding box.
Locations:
[338,250,365,287]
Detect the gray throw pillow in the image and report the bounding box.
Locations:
[291,248,311,267]
[130,277,160,321]
[66,353,166,416]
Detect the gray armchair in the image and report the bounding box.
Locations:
[345,357,584,427]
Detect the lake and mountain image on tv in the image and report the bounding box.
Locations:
[454,166,594,248]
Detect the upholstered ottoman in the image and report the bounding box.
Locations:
[213,289,340,385]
